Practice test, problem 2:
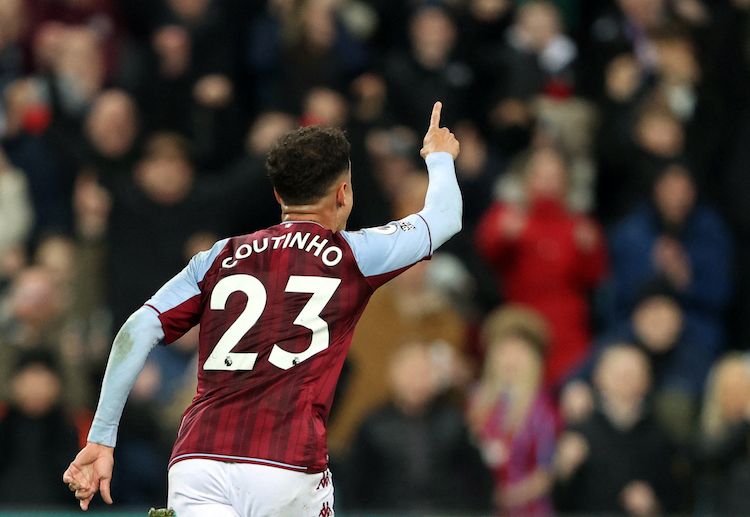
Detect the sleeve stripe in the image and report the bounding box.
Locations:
[143,303,161,315]
[416,213,433,255]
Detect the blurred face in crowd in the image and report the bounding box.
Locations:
[470,0,510,22]
[152,25,191,78]
[654,36,700,84]
[636,110,684,157]
[302,88,349,127]
[0,0,26,47]
[486,334,542,388]
[11,363,62,418]
[247,112,296,157]
[55,27,104,102]
[714,359,750,423]
[633,295,683,353]
[131,361,162,400]
[410,7,456,68]
[653,166,696,226]
[168,0,211,22]
[10,267,64,327]
[136,135,194,205]
[86,90,138,158]
[617,0,665,28]
[35,235,76,287]
[515,1,562,53]
[595,346,651,407]
[300,0,336,49]
[389,343,438,414]
[366,126,419,201]
[525,147,568,202]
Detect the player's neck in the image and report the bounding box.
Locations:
[280,206,337,232]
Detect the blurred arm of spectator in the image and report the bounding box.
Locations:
[560,380,595,424]
[554,430,589,481]
[676,226,732,313]
[498,468,553,511]
[621,480,662,517]
[350,72,387,123]
[475,203,528,264]
[0,149,33,261]
[573,218,607,286]
[73,173,112,240]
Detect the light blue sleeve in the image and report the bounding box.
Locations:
[87,307,164,447]
[147,238,230,314]
[341,152,462,287]
[88,238,230,447]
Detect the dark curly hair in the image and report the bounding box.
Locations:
[266,126,351,205]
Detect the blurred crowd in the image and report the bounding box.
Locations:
[1,0,750,514]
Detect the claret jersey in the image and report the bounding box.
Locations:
[145,216,433,473]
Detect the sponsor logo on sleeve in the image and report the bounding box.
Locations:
[398,221,416,232]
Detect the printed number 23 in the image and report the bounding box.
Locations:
[203,274,341,371]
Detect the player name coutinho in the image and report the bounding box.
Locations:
[221,231,344,269]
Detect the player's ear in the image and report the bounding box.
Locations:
[273,189,284,206]
[335,181,348,208]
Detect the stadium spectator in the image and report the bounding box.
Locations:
[327,258,467,453]
[468,305,557,516]
[220,111,297,236]
[483,1,577,107]
[694,353,750,515]
[383,6,473,132]
[0,0,27,92]
[562,281,711,443]
[346,341,492,513]
[0,266,90,407]
[554,345,678,515]
[0,350,81,505]
[0,150,33,281]
[246,0,367,111]
[81,89,140,180]
[608,164,732,355]
[3,78,72,236]
[476,146,607,386]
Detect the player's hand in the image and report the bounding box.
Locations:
[63,442,115,511]
[420,101,460,160]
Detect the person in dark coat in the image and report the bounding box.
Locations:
[346,341,492,513]
[608,164,733,357]
[554,345,679,515]
[0,351,81,505]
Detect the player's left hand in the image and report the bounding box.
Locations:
[63,442,115,511]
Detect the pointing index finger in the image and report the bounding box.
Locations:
[429,101,442,130]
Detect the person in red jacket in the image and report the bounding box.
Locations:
[476,146,606,387]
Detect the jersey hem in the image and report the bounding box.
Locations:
[168,452,326,473]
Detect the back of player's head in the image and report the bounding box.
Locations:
[266,126,350,205]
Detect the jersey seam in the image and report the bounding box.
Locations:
[338,232,375,293]
[143,303,161,315]
[416,213,433,255]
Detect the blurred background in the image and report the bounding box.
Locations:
[1,0,750,515]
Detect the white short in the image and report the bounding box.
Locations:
[167,459,334,517]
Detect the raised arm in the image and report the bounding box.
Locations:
[342,101,462,289]
[418,101,462,249]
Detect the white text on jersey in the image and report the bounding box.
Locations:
[221,232,343,269]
